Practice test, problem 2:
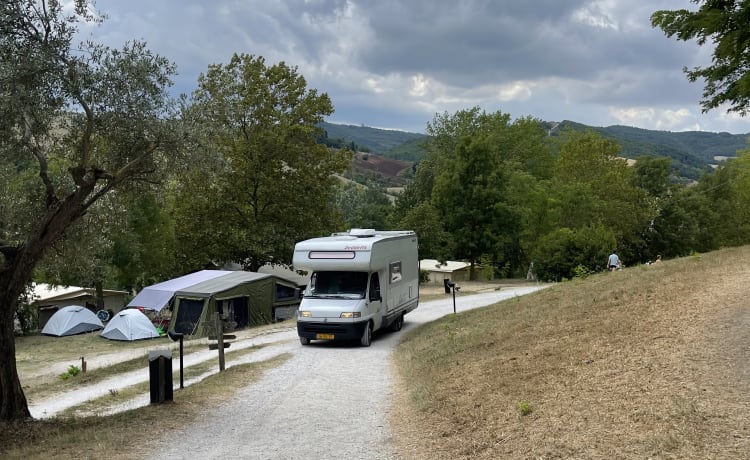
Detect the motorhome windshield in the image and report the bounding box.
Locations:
[308,271,368,298]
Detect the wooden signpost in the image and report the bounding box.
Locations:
[209,313,237,371]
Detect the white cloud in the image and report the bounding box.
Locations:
[497,82,534,102]
[608,106,700,131]
[409,74,430,97]
[572,1,619,31]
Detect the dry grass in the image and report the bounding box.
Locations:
[0,354,291,459]
[392,247,750,459]
[15,333,174,378]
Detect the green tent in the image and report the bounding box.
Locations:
[169,271,300,337]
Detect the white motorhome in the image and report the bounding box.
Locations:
[293,229,419,346]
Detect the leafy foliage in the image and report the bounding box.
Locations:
[652,1,750,116]
[172,54,350,271]
[531,226,615,282]
[334,182,392,231]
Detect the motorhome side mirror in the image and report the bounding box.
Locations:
[167,330,184,342]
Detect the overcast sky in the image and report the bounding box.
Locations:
[79,0,750,135]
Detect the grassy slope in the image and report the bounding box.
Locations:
[392,246,750,459]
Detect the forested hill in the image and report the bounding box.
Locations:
[549,120,750,179]
[320,120,750,180]
[318,121,427,154]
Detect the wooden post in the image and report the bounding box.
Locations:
[215,312,225,371]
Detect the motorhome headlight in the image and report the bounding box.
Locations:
[298,311,312,318]
[340,312,361,319]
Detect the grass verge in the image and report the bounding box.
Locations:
[0,353,291,460]
[56,343,272,417]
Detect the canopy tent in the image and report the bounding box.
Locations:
[170,271,300,337]
[41,305,104,337]
[127,270,230,312]
[101,308,161,341]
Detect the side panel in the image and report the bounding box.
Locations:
[372,235,419,316]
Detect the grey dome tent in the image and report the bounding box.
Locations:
[41,305,104,337]
[101,308,160,341]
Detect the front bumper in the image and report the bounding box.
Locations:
[297,320,368,342]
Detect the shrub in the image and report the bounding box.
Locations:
[59,365,81,381]
[517,401,533,416]
[532,225,615,281]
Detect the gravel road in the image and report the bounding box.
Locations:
[154,286,546,460]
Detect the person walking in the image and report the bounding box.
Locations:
[607,251,621,272]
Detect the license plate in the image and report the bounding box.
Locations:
[316,333,335,340]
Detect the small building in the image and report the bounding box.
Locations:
[31,283,128,328]
[419,259,470,285]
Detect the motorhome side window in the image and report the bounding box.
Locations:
[389,261,402,284]
[308,271,367,298]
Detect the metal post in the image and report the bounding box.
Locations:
[452,284,456,314]
[167,329,185,389]
[215,312,225,371]
[178,334,184,389]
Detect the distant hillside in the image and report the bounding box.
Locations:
[381,136,430,163]
[319,122,427,154]
[547,121,750,179]
[345,152,413,188]
[320,120,750,181]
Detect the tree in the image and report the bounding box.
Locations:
[632,156,673,198]
[0,0,179,420]
[393,201,453,260]
[531,225,615,281]
[334,182,391,231]
[549,130,652,264]
[423,108,553,278]
[652,1,750,115]
[107,191,180,291]
[174,54,350,271]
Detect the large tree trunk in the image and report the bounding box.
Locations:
[0,186,94,421]
[0,270,33,420]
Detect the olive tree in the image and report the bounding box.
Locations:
[0,0,180,420]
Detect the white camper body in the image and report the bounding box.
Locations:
[293,229,419,346]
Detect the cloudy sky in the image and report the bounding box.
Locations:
[79,0,750,135]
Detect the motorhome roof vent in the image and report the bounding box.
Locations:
[350,228,377,238]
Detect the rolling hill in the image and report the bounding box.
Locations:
[320,120,750,181]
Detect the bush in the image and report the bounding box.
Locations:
[532,225,615,281]
[59,365,81,381]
